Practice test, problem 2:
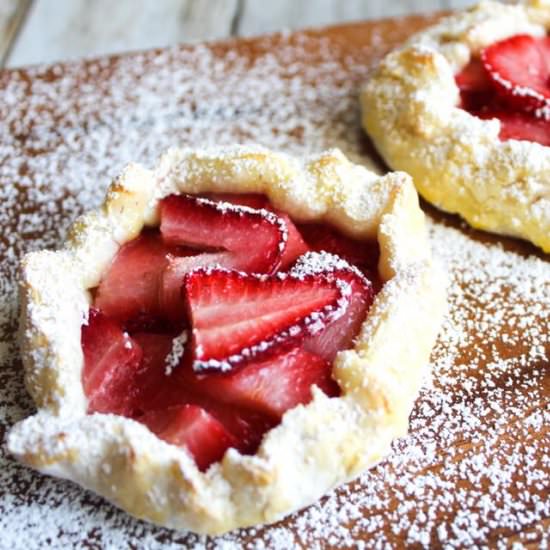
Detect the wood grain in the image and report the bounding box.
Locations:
[7,0,239,67]
[6,0,478,68]
[0,0,32,67]
[237,0,475,35]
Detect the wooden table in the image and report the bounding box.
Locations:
[0,3,548,549]
[2,0,477,67]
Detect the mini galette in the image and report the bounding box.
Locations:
[8,146,445,534]
[361,0,550,253]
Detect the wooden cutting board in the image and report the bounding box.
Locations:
[0,12,548,549]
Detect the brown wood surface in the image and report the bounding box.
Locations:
[0,12,548,549]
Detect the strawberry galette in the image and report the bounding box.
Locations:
[361,0,550,253]
[8,146,445,534]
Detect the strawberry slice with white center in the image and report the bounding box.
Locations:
[205,193,309,268]
[82,308,143,416]
[290,252,374,361]
[160,194,286,274]
[138,404,237,471]
[482,34,550,115]
[183,269,345,371]
[180,347,339,420]
[94,230,193,324]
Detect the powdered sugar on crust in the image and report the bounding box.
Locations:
[291,250,370,285]
[361,0,550,253]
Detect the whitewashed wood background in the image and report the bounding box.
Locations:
[1,0,477,68]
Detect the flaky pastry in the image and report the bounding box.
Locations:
[7,145,445,534]
[361,0,550,253]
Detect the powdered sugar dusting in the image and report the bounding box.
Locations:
[164,331,187,376]
[291,250,369,285]
[1,14,548,549]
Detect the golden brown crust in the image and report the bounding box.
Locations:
[8,145,445,534]
[361,0,550,253]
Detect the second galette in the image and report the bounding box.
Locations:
[361,0,550,253]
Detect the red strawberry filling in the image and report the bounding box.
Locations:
[293,254,375,362]
[160,194,286,274]
[82,309,143,416]
[83,192,380,471]
[139,405,238,471]
[178,347,339,419]
[94,230,193,326]
[455,34,550,146]
[184,269,345,370]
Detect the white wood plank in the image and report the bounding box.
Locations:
[0,0,32,67]
[444,0,478,8]
[7,0,480,68]
[236,0,452,37]
[7,0,238,68]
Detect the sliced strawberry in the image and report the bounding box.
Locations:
[456,57,491,93]
[183,269,344,371]
[278,213,309,268]
[305,271,373,361]
[205,192,268,210]
[180,347,339,420]
[289,252,374,361]
[128,333,277,453]
[455,57,495,112]
[478,109,550,147]
[297,223,379,274]
[160,194,284,274]
[197,193,309,269]
[482,34,550,114]
[130,331,182,414]
[200,401,277,455]
[456,49,550,146]
[159,253,232,323]
[94,230,193,324]
[82,308,143,416]
[294,255,374,360]
[138,404,237,471]
[157,218,309,323]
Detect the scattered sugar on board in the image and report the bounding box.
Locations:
[0,18,548,549]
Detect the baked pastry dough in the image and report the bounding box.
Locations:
[361,0,550,253]
[7,145,445,534]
